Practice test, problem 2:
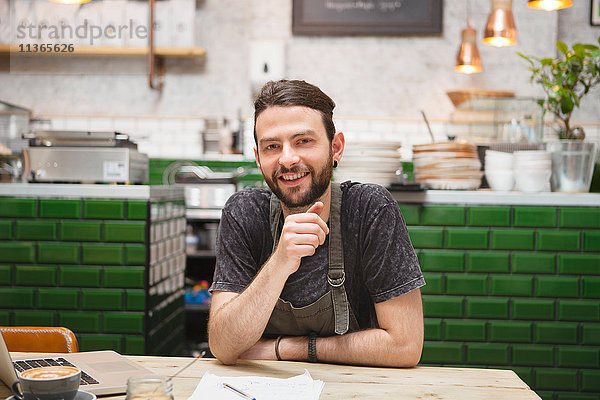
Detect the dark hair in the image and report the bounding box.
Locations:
[253,80,336,145]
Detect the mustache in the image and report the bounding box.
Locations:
[273,165,311,177]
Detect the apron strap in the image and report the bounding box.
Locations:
[269,193,282,252]
[268,183,351,335]
[328,183,350,335]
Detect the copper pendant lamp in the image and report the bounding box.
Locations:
[455,24,483,74]
[455,0,482,74]
[527,0,573,11]
[483,0,517,47]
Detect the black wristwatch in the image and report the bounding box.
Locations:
[308,332,318,363]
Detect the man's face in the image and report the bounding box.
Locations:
[254,106,334,210]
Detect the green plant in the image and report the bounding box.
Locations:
[518,37,600,139]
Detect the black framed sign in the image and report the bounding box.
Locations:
[292,0,443,36]
[592,0,600,26]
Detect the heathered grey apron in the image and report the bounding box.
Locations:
[263,183,359,337]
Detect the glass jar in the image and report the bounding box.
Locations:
[126,377,173,400]
[547,141,599,192]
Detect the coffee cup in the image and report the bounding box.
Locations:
[12,366,81,400]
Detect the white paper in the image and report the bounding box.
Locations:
[188,369,325,400]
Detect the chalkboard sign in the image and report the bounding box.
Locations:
[292,0,443,36]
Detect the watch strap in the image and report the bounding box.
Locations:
[308,332,318,363]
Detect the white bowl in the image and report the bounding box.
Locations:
[514,170,552,193]
[485,152,513,167]
[486,150,514,162]
[487,166,513,174]
[513,150,551,161]
[485,159,513,170]
[485,170,514,191]
[514,160,552,169]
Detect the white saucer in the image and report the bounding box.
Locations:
[6,390,96,400]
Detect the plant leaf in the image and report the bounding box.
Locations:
[581,44,598,52]
[560,95,574,114]
[573,45,586,60]
[557,41,569,56]
[517,52,532,62]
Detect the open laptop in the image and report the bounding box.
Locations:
[0,332,157,396]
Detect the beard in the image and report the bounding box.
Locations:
[264,152,333,212]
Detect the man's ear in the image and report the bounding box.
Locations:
[332,131,345,163]
[253,147,263,173]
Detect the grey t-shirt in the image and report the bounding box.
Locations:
[210,181,425,329]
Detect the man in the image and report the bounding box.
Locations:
[208,79,425,367]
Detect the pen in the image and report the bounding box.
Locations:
[222,382,256,400]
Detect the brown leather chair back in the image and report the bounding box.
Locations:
[0,327,79,353]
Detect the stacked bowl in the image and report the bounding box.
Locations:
[513,150,552,193]
[334,141,402,186]
[412,141,483,190]
[484,150,514,191]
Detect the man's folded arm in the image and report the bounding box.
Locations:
[208,246,298,365]
[207,263,285,365]
[277,288,424,367]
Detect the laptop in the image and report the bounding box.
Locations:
[0,332,157,396]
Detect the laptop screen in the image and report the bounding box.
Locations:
[0,332,19,388]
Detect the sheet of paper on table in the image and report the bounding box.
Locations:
[187,369,324,400]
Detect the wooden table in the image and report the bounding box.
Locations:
[2,355,541,399]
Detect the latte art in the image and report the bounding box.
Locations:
[21,366,80,380]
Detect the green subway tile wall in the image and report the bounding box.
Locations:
[398,202,600,400]
[0,194,186,356]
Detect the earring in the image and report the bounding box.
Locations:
[333,160,338,168]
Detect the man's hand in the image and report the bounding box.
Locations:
[271,201,330,274]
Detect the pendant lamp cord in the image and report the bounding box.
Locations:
[467,0,472,27]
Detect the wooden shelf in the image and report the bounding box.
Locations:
[0,44,206,58]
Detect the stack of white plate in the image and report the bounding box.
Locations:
[485,150,514,191]
[334,141,402,186]
[412,141,483,190]
[513,150,552,193]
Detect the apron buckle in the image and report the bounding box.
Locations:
[327,271,345,288]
